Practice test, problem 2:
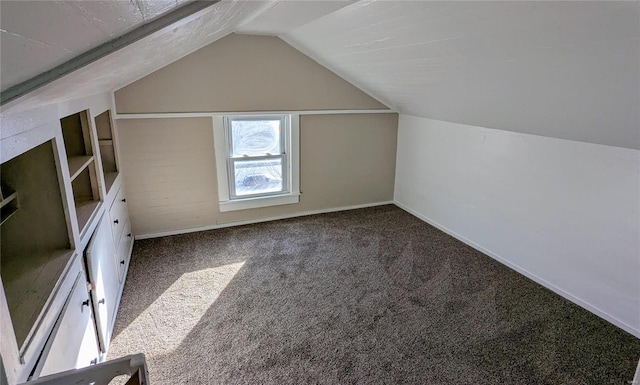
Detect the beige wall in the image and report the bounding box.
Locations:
[117,114,398,236]
[115,33,397,236]
[115,34,388,114]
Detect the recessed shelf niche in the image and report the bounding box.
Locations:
[94,110,119,194]
[61,110,101,233]
[0,140,74,349]
[1,181,19,225]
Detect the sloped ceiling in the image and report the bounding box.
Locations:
[0,0,192,90]
[1,1,638,149]
[236,0,355,36]
[0,0,271,113]
[0,0,357,113]
[282,1,640,149]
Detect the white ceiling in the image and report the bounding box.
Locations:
[0,0,192,90]
[1,1,638,149]
[0,0,270,112]
[282,1,640,149]
[236,0,354,36]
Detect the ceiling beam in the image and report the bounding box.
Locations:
[1,0,221,106]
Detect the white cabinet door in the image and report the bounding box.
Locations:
[37,272,99,377]
[116,220,133,283]
[85,212,119,353]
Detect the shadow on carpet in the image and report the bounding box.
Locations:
[108,205,640,385]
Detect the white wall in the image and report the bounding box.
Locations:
[394,114,640,338]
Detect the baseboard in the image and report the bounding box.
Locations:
[135,201,394,240]
[393,200,640,340]
[634,359,640,385]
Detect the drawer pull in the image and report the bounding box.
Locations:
[121,198,126,203]
[98,298,105,305]
[120,260,125,265]
[113,219,119,224]
[82,299,90,308]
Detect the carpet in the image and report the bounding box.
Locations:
[107,205,640,384]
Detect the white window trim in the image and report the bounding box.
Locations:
[213,114,300,212]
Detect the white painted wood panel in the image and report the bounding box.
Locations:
[237,1,353,36]
[36,272,99,377]
[2,1,268,113]
[115,221,133,284]
[108,187,129,243]
[0,0,193,90]
[284,1,640,149]
[85,213,119,353]
[394,114,640,338]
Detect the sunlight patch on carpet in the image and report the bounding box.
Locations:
[110,261,245,355]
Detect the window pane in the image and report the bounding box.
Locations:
[233,158,283,196]
[231,119,281,157]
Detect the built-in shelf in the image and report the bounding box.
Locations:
[61,110,101,234]
[75,200,101,234]
[104,172,118,195]
[2,105,133,380]
[2,249,74,348]
[1,140,73,349]
[67,155,94,181]
[95,110,119,195]
[0,191,17,207]
[1,185,19,225]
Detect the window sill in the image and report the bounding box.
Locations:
[219,193,300,212]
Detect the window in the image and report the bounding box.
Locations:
[213,114,299,212]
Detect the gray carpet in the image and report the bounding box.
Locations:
[108,205,640,384]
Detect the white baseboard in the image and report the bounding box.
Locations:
[135,201,394,240]
[393,200,640,340]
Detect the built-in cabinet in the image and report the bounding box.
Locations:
[34,271,100,377]
[86,213,120,353]
[0,140,75,354]
[110,187,133,284]
[0,97,133,385]
[86,200,132,355]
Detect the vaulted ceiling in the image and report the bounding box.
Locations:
[0,0,271,110]
[1,1,638,149]
[1,0,188,90]
[282,1,640,149]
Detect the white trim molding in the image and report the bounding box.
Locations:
[114,109,395,120]
[213,114,300,212]
[219,193,300,212]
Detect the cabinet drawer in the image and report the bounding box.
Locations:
[36,272,99,377]
[108,186,129,242]
[116,220,133,283]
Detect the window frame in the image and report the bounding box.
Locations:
[225,115,288,200]
[213,113,300,212]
